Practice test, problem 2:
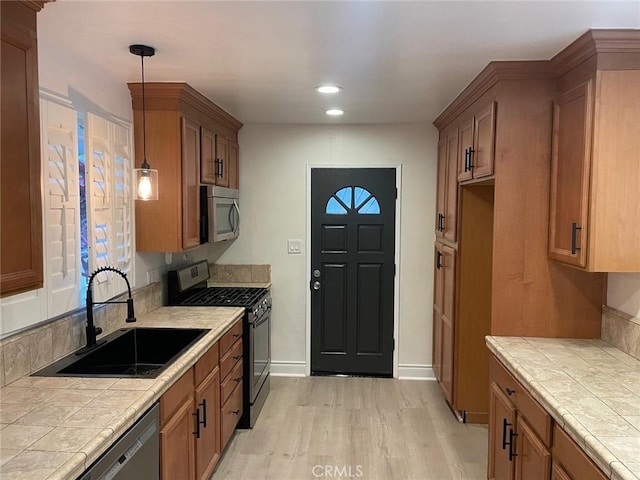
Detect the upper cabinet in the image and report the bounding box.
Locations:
[457,102,496,182]
[1,1,45,297]
[548,30,640,272]
[435,128,459,242]
[128,83,242,252]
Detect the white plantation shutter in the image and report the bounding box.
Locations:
[112,123,133,279]
[40,99,82,316]
[85,112,134,300]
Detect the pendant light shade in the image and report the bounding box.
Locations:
[130,44,159,201]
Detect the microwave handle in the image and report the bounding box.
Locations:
[232,200,240,235]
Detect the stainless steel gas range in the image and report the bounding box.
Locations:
[167,260,271,429]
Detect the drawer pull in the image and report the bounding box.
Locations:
[501,418,512,450]
[233,377,242,383]
[199,399,207,428]
[233,333,241,338]
[232,409,240,415]
[193,409,201,439]
[508,430,518,461]
[505,388,516,396]
[233,355,242,361]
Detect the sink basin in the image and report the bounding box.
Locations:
[33,327,210,378]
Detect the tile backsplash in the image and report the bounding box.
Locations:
[602,305,640,361]
[209,264,271,284]
[0,282,162,386]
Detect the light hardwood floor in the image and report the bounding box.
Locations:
[213,376,487,479]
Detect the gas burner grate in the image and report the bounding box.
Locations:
[179,287,267,308]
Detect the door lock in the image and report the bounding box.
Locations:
[313,269,321,278]
[313,281,321,291]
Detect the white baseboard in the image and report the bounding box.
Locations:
[270,360,307,377]
[398,364,436,381]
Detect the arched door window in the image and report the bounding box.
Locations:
[325,186,380,215]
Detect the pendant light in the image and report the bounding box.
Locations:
[130,44,158,201]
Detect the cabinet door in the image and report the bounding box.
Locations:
[551,463,572,480]
[215,135,229,187]
[433,244,444,382]
[435,139,447,237]
[548,81,593,268]
[182,118,201,249]
[440,245,456,404]
[444,130,459,241]
[515,417,550,480]
[200,127,217,184]
[458,118,474,182]
[473,102,496,178]
[228,140,239,190]
[1,5,43,296]
[161,398,195,480]
[488,383,516,480]
[195,368,221,480]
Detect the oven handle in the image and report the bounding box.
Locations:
[250,311,270,327]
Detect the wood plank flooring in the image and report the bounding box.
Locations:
[213,376,487,479]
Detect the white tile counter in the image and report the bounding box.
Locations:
[0,306,244,480]
[486,336,640,480]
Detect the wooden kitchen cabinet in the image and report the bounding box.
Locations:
[432,242,455,404]
[160,335,229,480]
[435,129,459,241]
[457,102,496,182]
[0,1,45,297]
[552,424,607,480]
[489,357,552,480]
[548,30,640,271]
[218,321,244,450]
[201,126,237,188]
[128,83,242,252]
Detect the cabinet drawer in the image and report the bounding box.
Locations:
[490,357,552,446]
[220,321,242,354]
[552,424,607,480]
[195,342,219,387]
[221,383,243,448]
[221,360,243,406]
[220,339,243,380]
[160,367,194,426]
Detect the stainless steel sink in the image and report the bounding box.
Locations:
[33,327,210,378]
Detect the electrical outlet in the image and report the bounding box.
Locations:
[287,239,302,254]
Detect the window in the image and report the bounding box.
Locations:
[41,97,133,317]
[325,186,380,215]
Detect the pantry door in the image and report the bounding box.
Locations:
[310,168,396,376]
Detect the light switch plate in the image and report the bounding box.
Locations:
[287,239,302,254]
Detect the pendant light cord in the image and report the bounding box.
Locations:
[141,54,148,169]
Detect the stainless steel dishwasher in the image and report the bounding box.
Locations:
[78,403,159,480]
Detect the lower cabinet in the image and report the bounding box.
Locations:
[160,319,243,480]
[489,355,607,480]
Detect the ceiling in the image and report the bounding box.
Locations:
[38,1,640,125]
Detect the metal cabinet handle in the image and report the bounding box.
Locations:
[199,399,207,428]
[571,222,582,255]
[469,147,476,170]
[233,355,242,360]
[501,418,511,450]
[505,388,515,396]
[233,333,241,338]
[436,251,443,270]
[233,377,241,383]
[508,429,518,461]
[193,409,201,438]
[232,410,240,415]
[464,148,470,172]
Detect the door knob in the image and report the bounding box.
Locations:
[313,281,321,290]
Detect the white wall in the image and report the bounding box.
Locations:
[207,124,438,376]
[608,273,640,318]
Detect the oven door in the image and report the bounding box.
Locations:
[249,310,270,403]
[209,195,240,242]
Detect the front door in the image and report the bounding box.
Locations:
[311,168,396,376]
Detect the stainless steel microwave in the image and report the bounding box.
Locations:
[200,185,240,243]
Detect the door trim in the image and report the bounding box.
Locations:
[305,164,402,378]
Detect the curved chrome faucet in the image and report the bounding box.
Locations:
[80,266,136,354]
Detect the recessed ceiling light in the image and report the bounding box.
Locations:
[326,109,344,116]
[316,85,342,94]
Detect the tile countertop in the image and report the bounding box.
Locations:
[486,336,640,480]
[0,306,244,480]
